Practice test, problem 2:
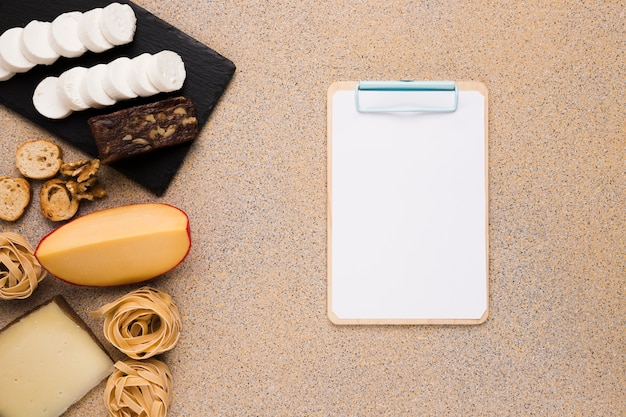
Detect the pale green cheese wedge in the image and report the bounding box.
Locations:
[0,296,114,417]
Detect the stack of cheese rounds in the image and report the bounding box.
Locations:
[0,3,136,81]
[33,50,186,119]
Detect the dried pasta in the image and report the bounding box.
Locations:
[104,359,173,417]
[93,287,182,359]
[0,232,47,300]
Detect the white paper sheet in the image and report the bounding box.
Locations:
[328,82,488,324]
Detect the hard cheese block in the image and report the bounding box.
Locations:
[0,296,114,417]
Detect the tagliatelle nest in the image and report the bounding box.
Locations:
[92,287,182,359]
[105,359,173,417]
[0,232,47,300]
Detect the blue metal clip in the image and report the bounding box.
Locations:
[355,80,458,113]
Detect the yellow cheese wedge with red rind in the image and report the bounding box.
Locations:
[35,203,191,286]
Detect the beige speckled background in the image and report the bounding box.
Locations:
[0,1,624,416]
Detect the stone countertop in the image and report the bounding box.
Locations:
[0,1,624,416]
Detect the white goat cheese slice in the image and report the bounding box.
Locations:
[102,56,138,100]
[76,8,114,53]
[33,77,73,119]
[79,63,116,108]
[146,50,186,93]
[100,2,137,46]
[20,20,60,65]
[49,12,87,58]
[127,53,159,97]
[57,66,90,111]
[0,27,36,73]
[0,61,15,81]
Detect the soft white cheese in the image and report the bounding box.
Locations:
[127,53,159,97]
[0,297,114,417]
[100,2,137,46]
[0,27,36,73]
[76,8,114,53]
[0,61,15,81]
[102,56,138,100]
[79,63,116,108]
[57,66,90,111]
[19,20,60,65]
[33,51,187,118]
[49,12,87,58]
[146,50,186,93]
[32,77,73,120]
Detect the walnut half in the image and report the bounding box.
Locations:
[60,158,101,183]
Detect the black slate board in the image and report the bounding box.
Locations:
[0,0,235,195]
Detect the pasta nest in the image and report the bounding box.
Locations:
[105,359,173,417]
[93,287,182,359]
[0,232,47,300]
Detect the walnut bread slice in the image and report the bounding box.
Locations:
[15,140,63,180]
[39,179,79,222]
[0,177,31,221]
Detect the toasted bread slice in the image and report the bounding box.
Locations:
[0,176,31,221]
[16,140,63,180]
[40,179,79,221]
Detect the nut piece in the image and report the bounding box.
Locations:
[66,178,107,201]
[15,140,63,180]
[39,179,79,221]
[59,158,101,183]
[42,158,106,220]
[0,176,31,222]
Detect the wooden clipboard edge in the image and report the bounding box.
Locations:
[326,81,490,325]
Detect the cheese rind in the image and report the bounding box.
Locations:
[0,296,114,417]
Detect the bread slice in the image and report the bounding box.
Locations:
[39,179,79,221]
[16,140,63,180]
[0,176,31,222]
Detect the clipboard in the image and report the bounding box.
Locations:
[327,80,489,325]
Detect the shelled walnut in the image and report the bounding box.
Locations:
[60,159,101,183]
[66,178,107,201]
[40,158,106,221]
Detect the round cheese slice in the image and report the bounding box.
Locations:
[20,20,60,65]
[146,50,186,93]
[79,63,116,108]
[102,57,138,101]
[50,12,87,58]
[57,66,90,111]
[0,28,37,73]
[0,61,15,81]
[127,53,159,97]
[77,8,114,53]
[33,77,73,119]
[100,2,137,46]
